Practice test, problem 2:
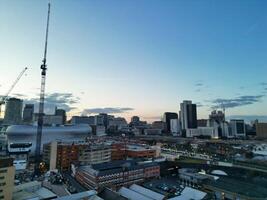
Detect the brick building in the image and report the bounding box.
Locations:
[75,160,160,191]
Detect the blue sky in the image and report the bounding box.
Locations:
[0,0,267,122]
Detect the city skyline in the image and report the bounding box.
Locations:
[1,0,267,122]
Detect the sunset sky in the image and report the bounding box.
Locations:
[1,0,267,122]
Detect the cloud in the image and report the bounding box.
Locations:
[227,115,267,123]
[24,92,79,114]
[81,107,134,115]
[260,82,267,86]
[195,102,204,107]
[195,83,203,87]
[210,95,264,109]
[12,93,27,98]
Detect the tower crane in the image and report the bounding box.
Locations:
[35,3,50,175]
[0,67,28,117]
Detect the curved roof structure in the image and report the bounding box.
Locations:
[211,170,228,176]
[6,124,91,154]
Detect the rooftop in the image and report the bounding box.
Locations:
[79,160,159,176]
[205,177,267,198]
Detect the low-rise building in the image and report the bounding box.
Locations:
[75,160,160,191]
[186,127,219,138]
[256,122,267,139]
[126,144,156,159]
[43,141,111,171]
[144,129,162,135]
[110,143,156,160]
[79,143,111,166]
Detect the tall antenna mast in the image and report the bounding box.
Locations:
[35,3,51,175]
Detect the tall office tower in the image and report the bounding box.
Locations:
[55,108,66,124]
[99,113,108,128]
[4,98,23,125]
[180,100,197,130]
[23,104,34,123]
[0,157,15,200]
[94,114,104,126]
[162,112,178,133]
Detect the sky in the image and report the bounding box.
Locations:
[0,0,267,122]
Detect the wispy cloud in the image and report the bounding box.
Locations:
[195,83,203,87]
[210,95,264,109]
[81,107,134,115]
[260,82,267,86]
[195,102,204,108]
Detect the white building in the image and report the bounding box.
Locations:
[186,127,219,139]
[230,119,246,138]
[170,119,180,135]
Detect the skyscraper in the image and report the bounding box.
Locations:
[180,100,197,130]
[23,104,34,123]
[99,113,108,128]
[55,108,66,124]
[162,112,178,133]
[4,98,23,125]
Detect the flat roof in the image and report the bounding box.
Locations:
[205,177,267,198]
[79,160,159,176]
[55,190,97,200]
[119,187,152,200]
[129,184,165,200]
[168,187,206,200]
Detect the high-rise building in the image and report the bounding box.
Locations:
[0,157,15,200]
[99,113,108,128]
[180,100,197,130]
[55,108,66,124]
[4,98,23,125]
[22,104,34,123]
[230,119,246,138]
[209,110,225,124]
[162,112,178,133]
[94,115,104,126]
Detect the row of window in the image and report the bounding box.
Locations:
[0,170,7,174]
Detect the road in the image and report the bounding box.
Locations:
[63,173,86,193]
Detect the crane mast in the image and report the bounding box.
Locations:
[35,3,50,175]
